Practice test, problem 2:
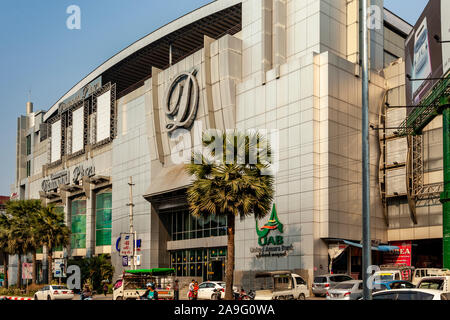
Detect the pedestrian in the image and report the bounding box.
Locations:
[173,279,179,300]
[192,281,199,300]
[103,283,108,296]
[188,279,195,300]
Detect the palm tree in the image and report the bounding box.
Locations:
[185,131,274,299]
[4,199,42,288]
[38,205,70,284]
[25,214,44,285]
[0,217,11,288]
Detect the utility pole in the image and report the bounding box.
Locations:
[127,176,136,270]
[361,0,372,300]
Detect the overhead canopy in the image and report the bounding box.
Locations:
[125,268,175,276]
[343,240,399,252]
[144,164,193,200]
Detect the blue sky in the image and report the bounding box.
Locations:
[0,0,429,195]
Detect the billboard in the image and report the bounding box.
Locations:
[405,0,450,111]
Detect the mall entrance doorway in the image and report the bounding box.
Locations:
[209,259,224,281]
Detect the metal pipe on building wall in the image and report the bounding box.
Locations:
[361,0,372,300]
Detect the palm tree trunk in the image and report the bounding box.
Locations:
[47,249,53,284]
[16,253,22,289]
[2,252,8,289]
[32,251,37,285]
[224,213,235,300]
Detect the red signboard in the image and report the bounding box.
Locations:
[383,241,412,266]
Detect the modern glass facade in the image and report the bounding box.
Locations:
[163,207,227,241]
[71,198,86,249]
[95,190,112,246]
[170,247,227,280]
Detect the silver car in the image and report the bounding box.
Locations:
[326,280,363,300]
[312,274,354,297]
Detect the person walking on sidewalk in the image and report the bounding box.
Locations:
[173,280,179,300]
[103,283,108,296]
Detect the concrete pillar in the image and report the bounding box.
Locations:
[86,189,95,257]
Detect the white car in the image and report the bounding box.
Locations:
[372,288,446,300]
[34,285,74,300]
[195,281,238,300]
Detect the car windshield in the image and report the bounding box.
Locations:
[334,283,355,290]
[330,276,352,282]
[314,277,327,283]
[418,279,444,290]
[374,274,394,282]
[218,282,225,287]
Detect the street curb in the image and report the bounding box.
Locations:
[0,296,33,300]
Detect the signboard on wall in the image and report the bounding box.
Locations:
[405,0,450,112]
[250,204,294,258]
[383,241,412,266]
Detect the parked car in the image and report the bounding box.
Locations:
[34,285,74,300]
[371,288,445,300]
[417,276,450,292]
[372,280,415,292]
[312,274,353,297]
[196,281,238,300]
[326,280,363,300]
[254,271,309,300]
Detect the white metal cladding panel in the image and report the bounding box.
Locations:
[51,120,61,163]
[96,90,111,143]
[386,167,407,196]
[72,107,84,153]
[386,138,407,165]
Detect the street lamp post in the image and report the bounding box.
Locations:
[361,0,372,300]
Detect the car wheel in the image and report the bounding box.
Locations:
[116,296,123,300]
[34,295,38,301]
[298,294,306,300]
[47,295,51,300]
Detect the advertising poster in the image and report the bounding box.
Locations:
[22,263,33,280]
[405,0,450,113]
[383,241,412,266]
[119,233,134,256]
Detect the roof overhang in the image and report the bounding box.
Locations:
[44,0,242,122]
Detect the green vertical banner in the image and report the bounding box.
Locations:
[95,191,112,246]
[441,105,450,269]
[71,199,87,249]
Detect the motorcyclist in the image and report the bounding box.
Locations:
[140,283,158,300]
[81,284,92,300]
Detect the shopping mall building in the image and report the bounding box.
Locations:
[10,0,446,286]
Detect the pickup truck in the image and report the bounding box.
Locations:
[254,271,309,300]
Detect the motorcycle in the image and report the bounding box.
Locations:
[211,288,222,300]
[80,292,93,300]
[236,288,255,300]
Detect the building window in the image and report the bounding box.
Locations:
[71,198,86,249]
[26,160,31,177]
[95,190,112,246]
[170,247,227,280]
[163,207,227,241]
[26,135,31,155]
